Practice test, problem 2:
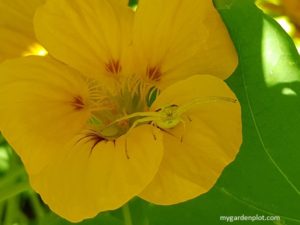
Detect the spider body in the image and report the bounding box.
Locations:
[98,96,238,159]
[102,96,237,135]
[154,104,181,129]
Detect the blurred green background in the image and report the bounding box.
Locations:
[0,0,300,224]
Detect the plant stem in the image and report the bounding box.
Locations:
[3,197,17,225]
[122,203,133,225]
[0,181,30,202]
[0,200,5,224]
[0,167,26,188]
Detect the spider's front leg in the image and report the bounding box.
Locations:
[126,117,159,136]
[123,116,159,159]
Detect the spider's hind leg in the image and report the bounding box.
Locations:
[124,138,130,160]
[150,121,158,140]
[178,114,193,143]
[179,119,187,143]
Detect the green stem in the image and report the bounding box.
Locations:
[4,197,18,225]
[122,203,133,225]
[0,200,5,224]
[0,133,6,145]
[0,181,30,202]
[0,167,26,188]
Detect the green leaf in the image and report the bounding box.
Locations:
[131,1,300,225]
[128,0,138,7]
[39,212,124,225]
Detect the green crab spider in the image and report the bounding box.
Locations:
[105,96,238,136]
[98,96,237,159]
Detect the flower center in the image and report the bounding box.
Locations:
[85,78,152,142]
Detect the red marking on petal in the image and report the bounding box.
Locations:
[147,66,162,81]
[105,59,122,75]
[76,130,108,155]
[72,96,85,110]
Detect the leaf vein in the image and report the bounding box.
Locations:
[219,187,300,223]
[240,46,300,196]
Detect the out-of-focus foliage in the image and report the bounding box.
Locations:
[0,0,300,224]
[258,0,300,53]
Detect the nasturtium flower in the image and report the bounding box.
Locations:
[0,0,242,222]
[34,0,238,88]
[282,0,300,28]
[0,0,46,61]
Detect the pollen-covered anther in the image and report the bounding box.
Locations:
[105,59,122,74]
[147,66,162,82]
[71,96,85,110]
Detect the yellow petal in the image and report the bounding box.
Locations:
[119,0,129,6]
[31,125,163,222]
[0,56,91,174]
[140,75,242,204]
[133,0,238,87]
[0,0,45,61]
[34,0,134,81]
[282,0,300,27]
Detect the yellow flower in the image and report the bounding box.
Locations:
[282,0,300,28]
[0,0,47,61]
[0,0,242,222]
[34,0,238,88]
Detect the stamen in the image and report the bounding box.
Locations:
[105,59,122,74]
[147,66,162,81]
